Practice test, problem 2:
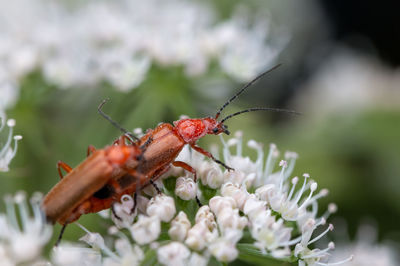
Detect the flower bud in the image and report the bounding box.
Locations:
[175,176,197,200]
[168,211,191,242]
[157,242,190,266]
[147,194,176,222]
[130,215,161,245]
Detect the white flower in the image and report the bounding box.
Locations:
[294,218,339,265]
[208,230,242,262]
[185,221,208,251]
[216,13,287,82]
[103,55,151,92]
[209,196,247,233]
[130,215,161,245]
[0,115,22,172]
[111,195,137,228]
[157,242,190,266]
[0,0,285,94]
[221,131,258,177]
[103,238,144,266]
[52,244,102,266]
[0,192,52,264]
[168,211,191,242]
[209,196,237,215]
[185,206,218,251]
[243,195,292,254]
[147,194,176,222]
[175,176,197,200]
[220,182,249,210]
[188,252,208,266]
[199,163,224,189]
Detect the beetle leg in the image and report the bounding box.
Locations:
[149,179,162,194]
[172,161,197,182]
[131,193,138,215]
[87,145,96,157]
[111,203,122,221]
[55,224,67,247]
[140,135,153,151]
[190,144,234,171]
[57,161,73,179]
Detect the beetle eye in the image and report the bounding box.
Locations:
[212,128,219,133]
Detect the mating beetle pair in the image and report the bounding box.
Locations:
[41,64,297,244]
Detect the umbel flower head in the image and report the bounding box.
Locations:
[0,132,352,266]
[0,0,286,102]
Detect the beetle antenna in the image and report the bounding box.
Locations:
[220,107,300,123]
[98,99,139,141]
[215,64,282,119]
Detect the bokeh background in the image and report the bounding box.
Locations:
[1,0,399,264]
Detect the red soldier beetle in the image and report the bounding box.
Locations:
[41,134,153,245]
[42,64,299,245]
[126,64,298,184]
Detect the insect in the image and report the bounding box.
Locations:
[42,64,297,244]
[41,134,153,245]
[126,64,297,187]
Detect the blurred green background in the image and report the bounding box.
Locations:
[0,0,399,263]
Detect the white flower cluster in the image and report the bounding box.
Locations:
[0,0,285,108]
[0,133,352,265]
[0,192,52,265]
[0,112,22,172]
[63,132,350,265]
[165,132,352,265]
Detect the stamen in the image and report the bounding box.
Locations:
[317,255,354,265]
[0,119,15,158]
[77,223,120,261]
[263,143,279,181]
[322,203,337,220]
[280,235,302,246]
[219,135,232,163]
[308,224,334,245]
[287,177,299,201]
[309,189,329,203]
[301,243,333,259]
[15,191,29,231]
[299,182,317,209]
[4,194,19,229]
[278,160,287,192]
[248,140,264,178]
[292,174,309,207]
[30,192,44,223]
[235,131,243,156]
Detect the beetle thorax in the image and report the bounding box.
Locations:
[174,118,209,143]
